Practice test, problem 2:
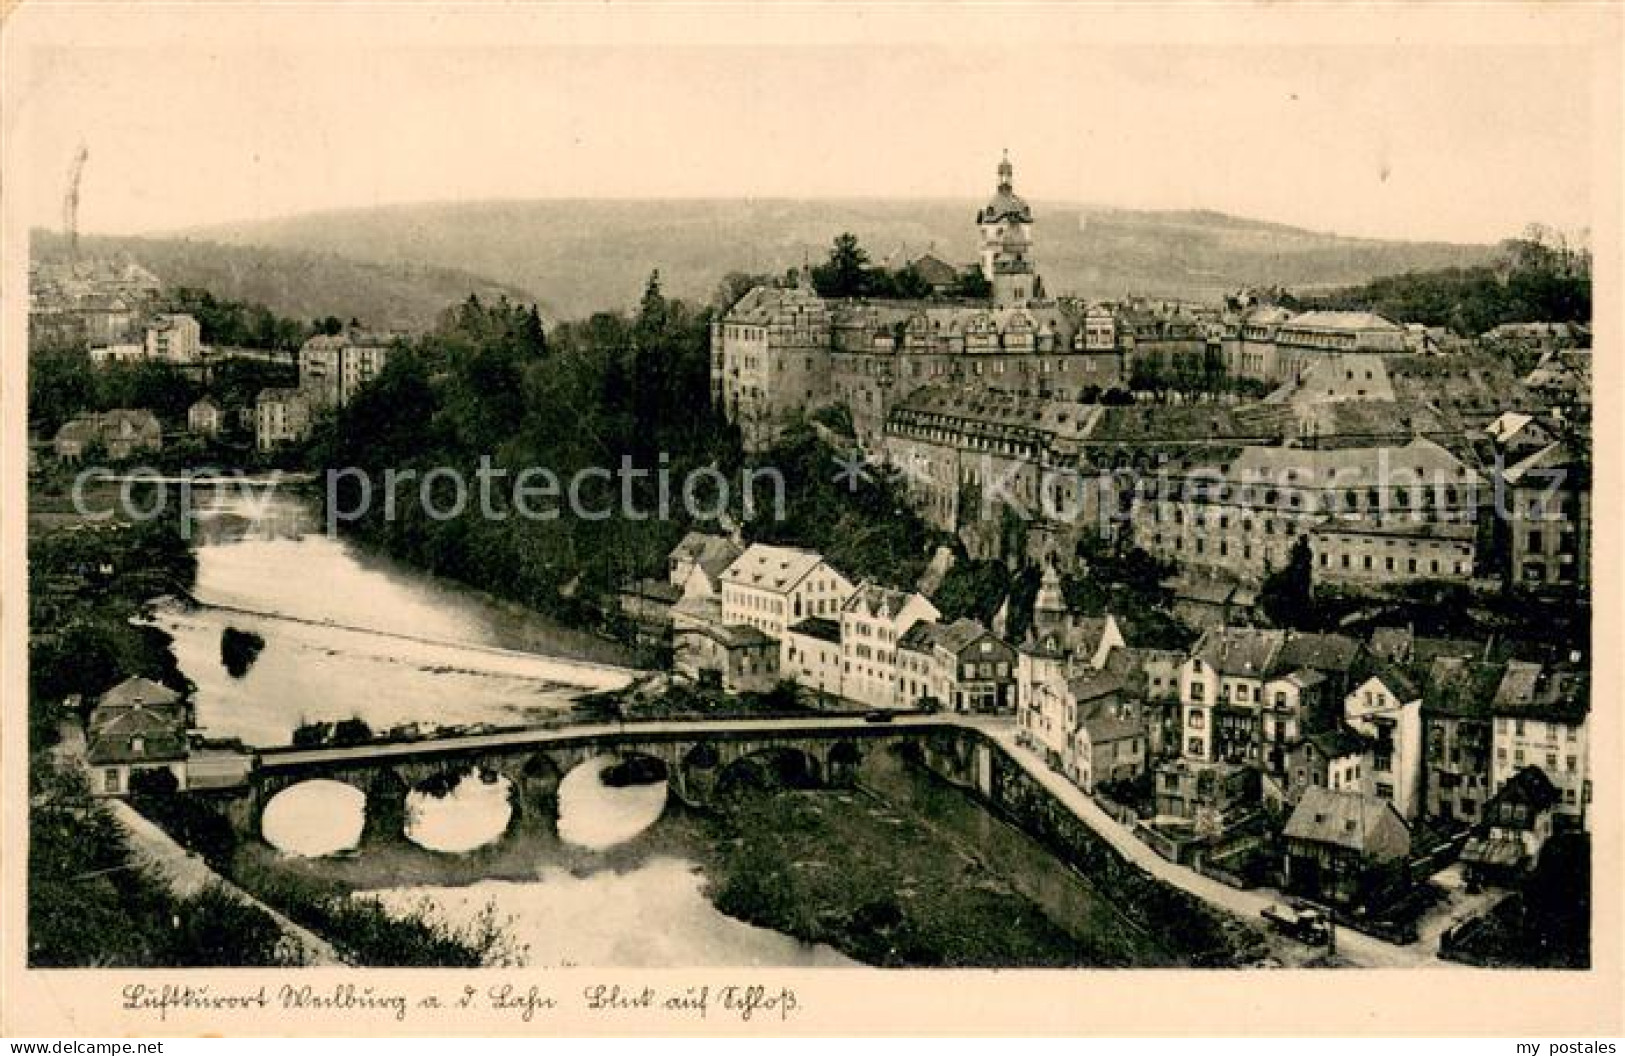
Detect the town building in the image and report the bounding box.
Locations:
[1286,726,1372,805]
[1282,787,1412,906]
[1153,758,1257,830]
[898,617,1017,713]
[86,677,190,797]
[838,582,939,709]
[144,313,202,364]
[187,395,223,437]
[52,409,163,462]
[1342,666,1425,821]
[672,621,780,694]
[1420,657,1502,825]
[667,531,745,601]
[1460,765,1560,886]
[782,617,845,700]
[255,387,313,450]
[299,329,401,410]
[1500,441,1590,590]
[1490,661,1589,829]
[1130,438,1485,586]
[718,544,855,641]
[1069,697,1149,794]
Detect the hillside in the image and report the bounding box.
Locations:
[31,231,534,332]
[171,200,1497,320]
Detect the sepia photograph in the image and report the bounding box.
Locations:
[1,0,1620,1040]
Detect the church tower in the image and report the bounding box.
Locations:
[977,151,1038,306]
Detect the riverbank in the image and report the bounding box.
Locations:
[700,749,1184,967]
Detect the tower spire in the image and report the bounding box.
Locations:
[998,149,1013,193]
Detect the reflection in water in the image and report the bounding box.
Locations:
[556,757,668,851]
[367,858,856,968]
[405,771,514,853]
[165,490,640,746]
[262,779,366,857]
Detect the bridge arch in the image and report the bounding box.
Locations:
[714,745,823,800]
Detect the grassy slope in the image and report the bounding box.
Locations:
[32,230,537,332]
[175,199,1496,321]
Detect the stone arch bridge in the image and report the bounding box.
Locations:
[223,716,993,840]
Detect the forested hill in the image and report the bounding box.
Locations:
[173,199,1495,321]
[31,230,533,333]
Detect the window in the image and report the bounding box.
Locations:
[103,768,120,793]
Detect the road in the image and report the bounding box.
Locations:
[979,724,1463,969]
[106,797,345,966]
[258,710,980,770]
[255,710,1470,968]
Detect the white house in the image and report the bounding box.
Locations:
[144,313,202,364]
[838,582,939,709]
[1490,662,1590,829]
[719,544,854,641]
[1343,667,1425,821]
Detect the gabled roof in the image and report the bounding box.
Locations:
[842,581,933,622]
[1304,725,1373,761]
[1277,310,1403,334]
[1503,441,1587,487]
[936,617,998,655]
[87,692,188,765]
[1357,661,1420,703]
[100,676,180,709]
[1276,632,1364,678]
[670,531,744,582]
[1421,657,1504,719]
[1027,614,1116,660]
[719,544,828,595]
[1077,713,1143,745]
[1283,787,1411,859]
[1491,662,1589,723]
[1490,765,1560,818]
[1192,627,1283,678]
[1067,669,1129,706]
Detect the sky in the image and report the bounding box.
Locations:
[7,9,1604,246]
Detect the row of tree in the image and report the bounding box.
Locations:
[1301,231,1592,337]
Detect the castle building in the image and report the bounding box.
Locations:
[977,151,1040,307]
[711,154,1205,453]
[1128,438,1486,586]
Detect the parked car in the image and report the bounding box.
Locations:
[1260,903,1331,944]
[864,710,895,724]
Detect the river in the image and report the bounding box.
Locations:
[165,488,853,967]
[156,488,639,747]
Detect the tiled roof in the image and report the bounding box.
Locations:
[1278,310,1402,333]
[842,581,929,621]
[1305,725,1373,760]
[1078,713,1143,745]
[1283,787,1410,859]
[1275,632,1363,678]
[1067,670,1129,705]
[719,544,826,594]
[936,617,995,655]
[1491,662,1589,723]
[787,617,842,644]
[100,676,181,709]
[1192,627,1283,678]
[671,532,744,581]
[1504,441,1587,486]
[1421,657,1504,718]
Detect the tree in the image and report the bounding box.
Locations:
[952,269,992,300]
[1260,535,1316,629]
[812,233,870,299]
